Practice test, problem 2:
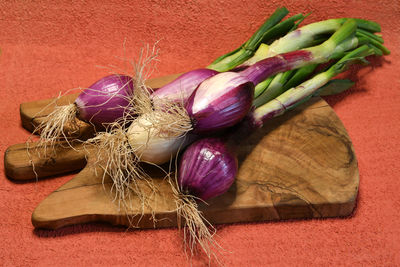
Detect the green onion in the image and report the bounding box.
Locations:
[253,70,295,107]
[254,76,273,98]
[356,31,390,55]
[282,64,318,91]
[356,28,384,43]
[207,7,294,71]
[350,18,381,32]
[250,44,375,127]
[259,13,305,44]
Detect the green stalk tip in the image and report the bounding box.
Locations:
[209,6,290,71]
[355,30,389,55]
[260,13,304,45]
[359,35,391,55]
[352,18,381,33]
[329,45,374,75]
[245,7,290,50]
[290,12,310,31]
[356,28,384,43]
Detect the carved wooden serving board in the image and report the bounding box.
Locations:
[4,75,359,229]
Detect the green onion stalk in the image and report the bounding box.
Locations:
[207,7,306,72]
[249,44,375,128]
[240,17,382,68]
[265,18,381,56]
[240,19,359,87]
[207,7,386,75]
[251,23,390,107]
[252,34,361,105]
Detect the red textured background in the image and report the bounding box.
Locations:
[1,0,399,266]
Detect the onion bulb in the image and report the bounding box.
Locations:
[178,137,237,200]
[35,74,136,157]
[75,74,135,127]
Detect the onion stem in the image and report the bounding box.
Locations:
[240,19,358,85]
[253,70,295,107]
[207,7,304,72]
[254,76,273,98]
[250,45,375,127]
[356,28,384,43]
[281,64,318,92]
[350,18,381,32]
[356,31,390,55]
[253,34,363,106]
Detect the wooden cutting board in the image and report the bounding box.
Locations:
[4,74,359,229]
[31,100,359,229]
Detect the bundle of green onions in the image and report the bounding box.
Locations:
[34,6,389,262]
[87,12,387,260]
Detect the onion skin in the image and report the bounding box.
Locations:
[151,69,218,105]
[185,72,254,134]
[178,138,237,201]
[126,113,188,164]
[239,50,313,85]
[75,74,134,127]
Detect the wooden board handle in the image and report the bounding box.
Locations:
[4,141,87,180]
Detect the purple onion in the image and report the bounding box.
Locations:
[178,138,237,201]
[185,72,254,133]
[151,69,218,105]
[75,74,134,127]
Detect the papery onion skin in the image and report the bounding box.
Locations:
[185,72,254,134]
[75,74,134,127]
[178,138,237,201]
[151,69,218,105]
[126,117,187,164]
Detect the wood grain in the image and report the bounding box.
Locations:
[4,141,87,180]
[31,97,359,229]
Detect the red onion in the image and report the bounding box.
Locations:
[185,72,254,133]
[178,137,237,201]
[75,74,134,127]
[183,49,327,134]
[37,74,136,153]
